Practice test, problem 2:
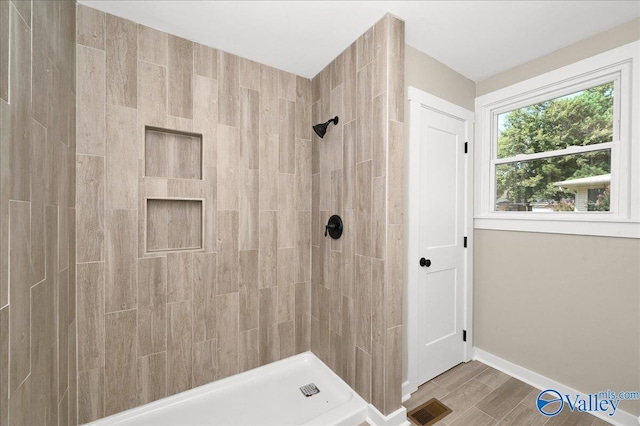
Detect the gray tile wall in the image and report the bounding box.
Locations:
[73,5,404,423]
[0,1,77,425]
[310,14,405,416]
[75,5,312,422]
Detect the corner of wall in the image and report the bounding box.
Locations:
[309,12,406,418]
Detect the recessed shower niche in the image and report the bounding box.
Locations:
[145,126,203,179]
[144,126,206,253]
[146,198,204,253]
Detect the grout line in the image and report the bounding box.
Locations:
[104,307,137,315]
[77,43,106,54]
[76,260,105,265]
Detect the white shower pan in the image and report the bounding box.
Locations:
[91,352,368,426]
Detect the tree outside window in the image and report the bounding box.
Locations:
[495,82,613,212]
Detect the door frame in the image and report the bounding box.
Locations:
[404,87,475,399]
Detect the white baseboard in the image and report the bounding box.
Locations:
[367,404,410,426]
[401,381,413,403]
[474,348,638,426]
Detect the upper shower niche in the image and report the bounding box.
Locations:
[145,126,203,180]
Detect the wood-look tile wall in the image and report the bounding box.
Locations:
[75,5,312,421]
[0,1,78,425]
[310,14,405,416]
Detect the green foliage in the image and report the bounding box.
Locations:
[588,186,610,211]
[496,83,613,207]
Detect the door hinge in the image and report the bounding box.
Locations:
[463,330,467,342]
[464,141,468,154]
[463,236,467,248]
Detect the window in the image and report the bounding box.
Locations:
[475,42,639,238]
[495,82,614,213]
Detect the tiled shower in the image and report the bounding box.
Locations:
[310,16,404,416]
[75,6,313,421]
[0,2,404,424]
[1,1,77,425]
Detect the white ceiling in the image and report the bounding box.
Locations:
[79,1,640,81]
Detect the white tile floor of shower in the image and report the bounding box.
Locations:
[90,352,368,426]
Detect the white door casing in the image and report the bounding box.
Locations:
[405,87,474,398]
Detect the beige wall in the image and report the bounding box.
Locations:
[477,17,640,96]
[405,44,475,111]
[474,18,640,417]
[474,230,640,415]
[75,5,312,421]
[310,14,405,415]
[1,1,77,425]
[402,20,640,417]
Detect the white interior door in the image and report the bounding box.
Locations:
[416,106,467,385]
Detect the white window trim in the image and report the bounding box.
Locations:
[474,41,640,238]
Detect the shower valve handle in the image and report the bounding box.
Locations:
[324,224,335,237]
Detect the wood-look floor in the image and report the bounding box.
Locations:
[403,361,611,426]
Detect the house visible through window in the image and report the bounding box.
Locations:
[494,82,614,213]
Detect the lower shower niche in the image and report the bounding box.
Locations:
[146,198,203,253]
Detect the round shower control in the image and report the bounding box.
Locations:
[324,215,343,239]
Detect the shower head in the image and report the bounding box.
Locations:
[312,116,339,139]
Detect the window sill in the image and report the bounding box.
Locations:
[474,216,640,238]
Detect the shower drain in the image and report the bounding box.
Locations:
[300,383,320,397]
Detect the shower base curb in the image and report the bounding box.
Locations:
[89,351,376,426]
